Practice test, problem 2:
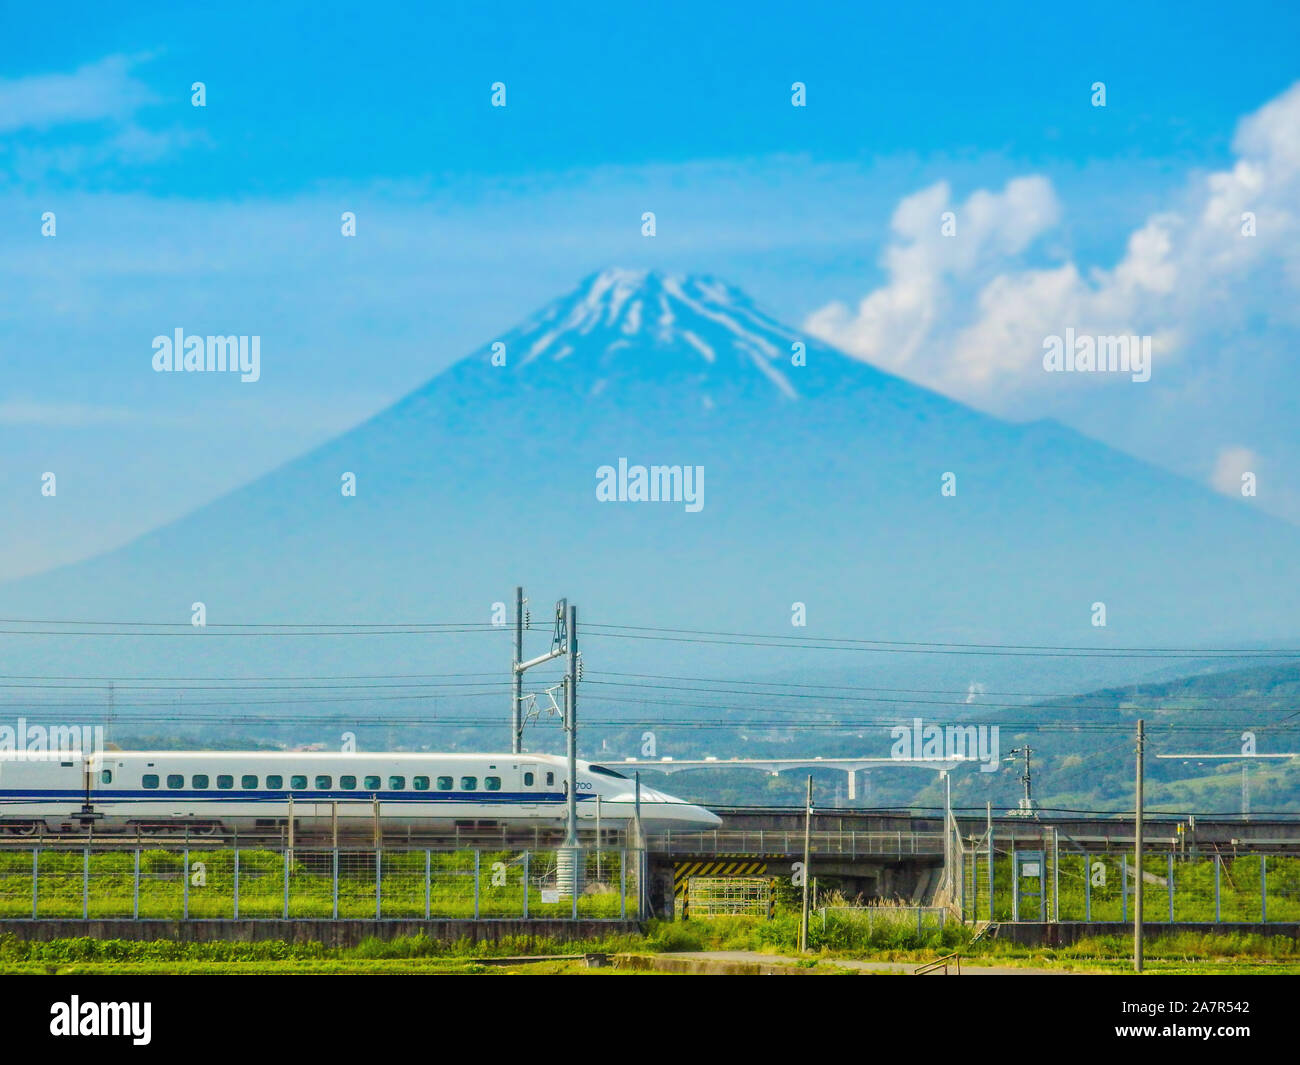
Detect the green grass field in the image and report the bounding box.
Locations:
[6,921,1300,974]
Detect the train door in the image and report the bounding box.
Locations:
[519,763,542,809]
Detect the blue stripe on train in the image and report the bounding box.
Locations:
[0,789,588,804]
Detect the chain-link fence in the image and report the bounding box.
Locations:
[0,845,643,921]
[960,839,1300,924]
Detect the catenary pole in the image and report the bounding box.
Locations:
[800,774,813,952]
[1135,718,1145,973]
[564,605,579,849]
[512,586,524,753]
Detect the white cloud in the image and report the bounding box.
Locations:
[0,400,136,427]
[805,176,1060,377]
[1211,446,1259,498]
[0,54,155,133]
[806,81,1300,405]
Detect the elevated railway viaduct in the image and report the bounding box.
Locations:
[643,808,1300,916]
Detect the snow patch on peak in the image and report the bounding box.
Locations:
[509,268,809,398]
[681,330,716,363]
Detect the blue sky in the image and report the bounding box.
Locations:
[3,0,1300,577]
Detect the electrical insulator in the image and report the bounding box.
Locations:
[524,610,531,629]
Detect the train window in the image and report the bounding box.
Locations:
[192,775,209,789]
[217,775,234,790]
[267,775,283,789]
[460,776,477,791]
[101,770,113,784]
[437,776,453,790]
[485,776,501,791]
[340,775,356,789]
[167,774,184,789]
[241,775,259,789]
[364,775,380,790]
[143,774,159,789]
[546,772,555,786]
[413,776,429,790]
[313,775,330,789]
[291,775,307,789]
[523,772,535,786]
[388,776,405,790]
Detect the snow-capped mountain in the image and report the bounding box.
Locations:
[4,269,1299,696]
[500,267,802,398]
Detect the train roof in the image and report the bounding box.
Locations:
[85,751,582,763]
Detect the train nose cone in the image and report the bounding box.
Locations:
[691,805,723,828]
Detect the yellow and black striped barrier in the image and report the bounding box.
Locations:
[673,859,769,896]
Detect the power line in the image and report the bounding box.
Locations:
[3,612,1299,659]
[591,669,1295,703]
[583,623,1300,659]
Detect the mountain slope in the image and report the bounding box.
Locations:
[4,268,1299,696]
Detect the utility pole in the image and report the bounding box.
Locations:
[799,774,813,952]
[634,772,646,918]
[986,800,994,924]
[512,586,524,754]
[1010,745,1035,816]
[563,604,579,850]
[1134,719,1145,974]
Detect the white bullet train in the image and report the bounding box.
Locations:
[0,750,722,834]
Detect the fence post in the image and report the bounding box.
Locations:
[32,847,38,919]
[183,847,190,919]
[332,849,339,920]
[82,847,89,919]
[1261,855,1267,924]
[375,850,382,920]
[987,815,994,923]
[283,847,290,919]
[1215,854,1221,923]
[233,849,240,919]
[473,850,480,920]
[523,851,530,918]
[968,847,976,921]
[1052,829,1059,923]
[571,848,580,920]
[1168,853,1174,924]
[1084,853,1091,922]
[424,850,431,920]
[1121,853,1127,923]
[620,848,627,919]
[1011,843,1018,921]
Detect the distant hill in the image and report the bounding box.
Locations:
[631,662,1300,815]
